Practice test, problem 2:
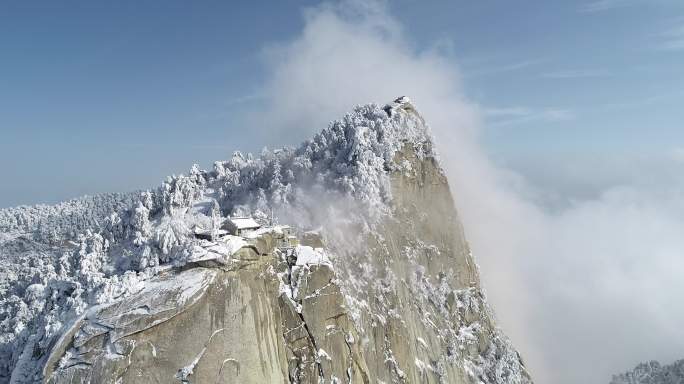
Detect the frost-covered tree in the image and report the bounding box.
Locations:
[210,199,221,241]
[103,212,124,242]
[154,217,190,262]
[131,201,152,240]
[76,231,108,287]
[611,360,684,384]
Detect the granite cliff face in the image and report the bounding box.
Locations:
[1,98,532,383]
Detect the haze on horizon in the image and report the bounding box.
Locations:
[2,1,684,383]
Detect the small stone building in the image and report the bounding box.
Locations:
[193,225,228,241]
[222,217,261,236]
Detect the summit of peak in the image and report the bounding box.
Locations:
[382,95,416,117]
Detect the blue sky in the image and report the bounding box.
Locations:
[1,0,683,207]
[3,2,684,383]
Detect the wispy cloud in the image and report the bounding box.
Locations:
[484,107,531,117]
[465,59,544,77]
[541,69,611,79]
[579,0,636,12]
[658,23,684,51]
[190,93,265,123]
[224,93,264,107]
[600,90,684,109]
[485,106,575,127]
[581,0,683,13]
[669,147,684,163]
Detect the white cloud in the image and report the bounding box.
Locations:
[247,2,684,383]
[579,0,637,12]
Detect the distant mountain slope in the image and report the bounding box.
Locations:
[610,360,684,384]
[0,97,532,384]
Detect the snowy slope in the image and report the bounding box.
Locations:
[0,97,531,384]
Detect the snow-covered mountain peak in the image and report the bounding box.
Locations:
[0,98,531,384]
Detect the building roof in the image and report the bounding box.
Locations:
[227,217,261,230]
[193,225,228,236]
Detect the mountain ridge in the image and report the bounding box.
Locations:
[610,359,684,384]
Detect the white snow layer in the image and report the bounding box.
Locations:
[294,245,330,266]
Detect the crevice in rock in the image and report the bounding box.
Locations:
[298,313,325,381]
[175,328,225,383]
[280,248,325,383]
[344,332,369,384]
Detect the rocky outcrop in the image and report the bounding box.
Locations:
[44,253,285,383]
[42,230,368,384]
